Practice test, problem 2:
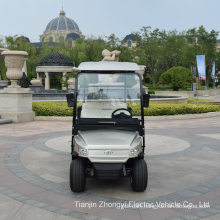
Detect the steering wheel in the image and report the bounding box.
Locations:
[111,108,132,119]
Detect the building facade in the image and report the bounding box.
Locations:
[40,10,84,46]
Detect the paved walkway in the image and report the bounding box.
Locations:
[0,117,220,220]
[197,94,220,101]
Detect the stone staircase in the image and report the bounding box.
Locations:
[0,115,12,125]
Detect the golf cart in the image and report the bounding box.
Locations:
[66,61,150,192]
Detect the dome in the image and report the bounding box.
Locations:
[45,10,80,32]
[66,32,81,40]
[38,52,73,66]
[16,36,30,43]
[123,34,136,42]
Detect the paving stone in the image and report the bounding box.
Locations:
[0,186,7,191]
[16,196,29,202]
[209,180,220,188]
[176,190,201,198]
[206,208,220,215]
[55,208,72,215]
[189,185,211,194]
[25,199,38,205]
[214,205,220,210]
[169,217,185,220]
[200,183,217,190]
[34,202,48,208]
[8,192,22,198]
[69,211,85,219]
[193,210,213,218]
[3,189,13,194]
[99,218,113,220]
[84,215,104,220]
[182,215,200,220]
[44,205,60,212]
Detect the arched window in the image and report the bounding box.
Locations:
[49,37,53,42]
[128,41,132,48]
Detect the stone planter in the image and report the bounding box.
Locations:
[2,50,28,88]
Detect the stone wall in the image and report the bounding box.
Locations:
[155,91,194,98]
[155,89,220,98]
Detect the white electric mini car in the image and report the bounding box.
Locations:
[66,61,150,192]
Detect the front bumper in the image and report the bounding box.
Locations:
[93,163,124,180]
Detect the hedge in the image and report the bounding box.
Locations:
[188,98,217,103]
[159,66,193,91]
[32,101,220,117]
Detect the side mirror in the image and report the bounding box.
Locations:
[66,93,75,107]
[143,94,150,108]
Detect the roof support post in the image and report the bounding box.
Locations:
[45,72,50,90]
[62,72,67,90]
[36,72,40,79]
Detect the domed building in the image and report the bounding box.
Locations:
[40,10,84,46]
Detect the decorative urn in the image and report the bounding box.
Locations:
[2,50,28,88]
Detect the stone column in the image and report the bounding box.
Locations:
[45,72,50,90]
[36,72,40,79]
[62,72,67,90]
[0,50,35,122]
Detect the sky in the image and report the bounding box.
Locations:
[0,0,220,42]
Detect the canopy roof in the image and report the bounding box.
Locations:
[76,61,140,72]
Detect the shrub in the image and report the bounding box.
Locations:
[32,101,220,117]
[188,98,216,103]
[33,101,73,116]
[159,66,193,91]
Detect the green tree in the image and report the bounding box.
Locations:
[135,27,162,88]
[186,26,218,87]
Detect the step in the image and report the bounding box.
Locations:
[0,119,12,125]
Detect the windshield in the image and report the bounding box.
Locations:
[77,72,141,119]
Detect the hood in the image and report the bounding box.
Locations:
[75,129,141,148]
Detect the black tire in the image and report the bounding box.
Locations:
[70,158,86,192]
[130,159,148,192]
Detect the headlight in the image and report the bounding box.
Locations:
[79,148,88,156]
[129,147,140,157]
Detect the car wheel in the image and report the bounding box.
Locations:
[70,158,86,192]
[130,159,148,192]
